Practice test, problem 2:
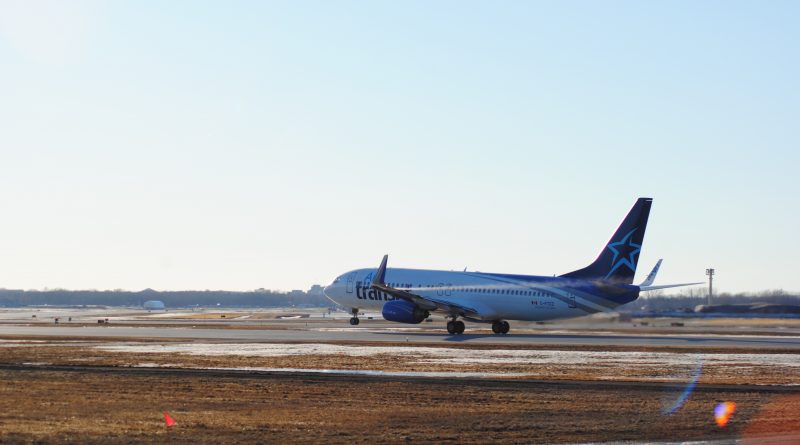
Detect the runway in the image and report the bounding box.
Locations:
[2,313,799,443]
[1,323,799,349]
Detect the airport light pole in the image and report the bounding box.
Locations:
[705,268,715,306]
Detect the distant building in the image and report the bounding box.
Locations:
[143,300,166,310]
[695,303,800,315]
[307,285,324,297]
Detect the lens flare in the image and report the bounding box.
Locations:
[715,401,736,427]
[662,361,703,415]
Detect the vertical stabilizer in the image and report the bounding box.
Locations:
[561,198,652,284]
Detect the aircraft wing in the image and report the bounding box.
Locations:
[370,255,481,318]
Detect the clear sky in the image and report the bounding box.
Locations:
[0,0,798,293]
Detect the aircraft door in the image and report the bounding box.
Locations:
[346,272,356,294]
[568,294,577,308]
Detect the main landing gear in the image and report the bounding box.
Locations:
[349,308,360,326]
[491,320,510,335]
[446,319,465,335]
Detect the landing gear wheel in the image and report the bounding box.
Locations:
[492,321,502,334]
[349,317,360,326]
[500,321,510,334]
[447,320,465,334]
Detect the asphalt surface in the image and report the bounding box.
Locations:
[1,323,799,349]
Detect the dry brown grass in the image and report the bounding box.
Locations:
[1,340,799,444]
[1,367,798,444]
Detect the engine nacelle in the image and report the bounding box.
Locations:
[382,300,429,324]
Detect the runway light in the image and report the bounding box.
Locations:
[714,401,736,427]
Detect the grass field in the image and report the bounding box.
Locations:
[1,366,798,444]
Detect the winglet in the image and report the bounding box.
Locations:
[372,254,388,287]
[639,259,663,287]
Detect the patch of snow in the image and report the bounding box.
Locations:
[133,364,528,379]
[95,343,800,370]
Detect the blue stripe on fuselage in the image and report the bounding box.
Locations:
[469,272,639,307]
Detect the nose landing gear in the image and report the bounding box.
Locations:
[349,308,360,326]
[491,320,510,334]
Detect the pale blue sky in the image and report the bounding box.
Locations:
[0,1,797,292]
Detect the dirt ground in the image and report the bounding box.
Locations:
[1,341,798,385]
[1,339,798,443]
[1,366,799,444]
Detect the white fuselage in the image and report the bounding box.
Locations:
[323,267,620,322]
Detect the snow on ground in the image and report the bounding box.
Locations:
[198,367,530,379]
[0,339,47,343]
[139,312,199,318]
[96,342,800,369]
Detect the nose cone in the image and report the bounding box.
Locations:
[322,283,341,305]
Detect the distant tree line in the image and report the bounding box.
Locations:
[0,288,332,308]
[2,287,797,312]
[621,289,800,312]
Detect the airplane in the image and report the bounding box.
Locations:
[323,198,700,335]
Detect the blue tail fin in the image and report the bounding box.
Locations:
[561,198,652,284]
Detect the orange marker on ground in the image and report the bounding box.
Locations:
[164,411,176,427]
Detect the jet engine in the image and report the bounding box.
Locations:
[382,300,429,324]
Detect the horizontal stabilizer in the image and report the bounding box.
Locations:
[639,282,703,291]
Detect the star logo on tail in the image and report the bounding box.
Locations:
[604,228,641,279]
